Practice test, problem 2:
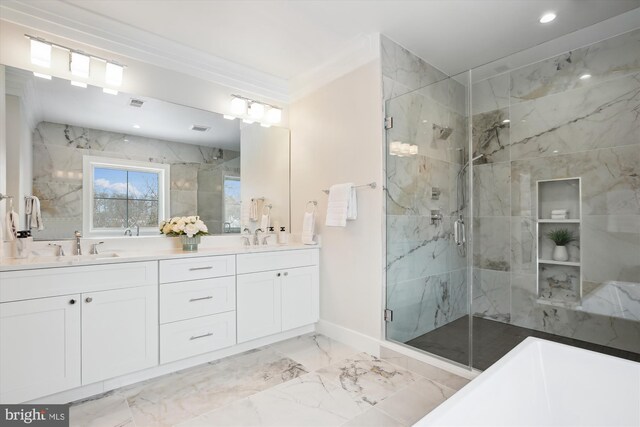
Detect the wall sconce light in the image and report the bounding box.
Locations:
[30,38,51,68]
[231,97,248,115]
[265,107,282,124]
[248,102,265,120]
[389,141,418,157]
[229,94,282,126]
[70,52,90,78]
[105,62,124,86]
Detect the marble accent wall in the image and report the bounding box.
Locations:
[472,29,640,354]
[32,122,239,239]
[382,35,469,343]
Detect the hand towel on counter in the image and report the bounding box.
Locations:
[325,183,356,227]
[5,209,18,240]
[25,196,44,231]
[302,210,316,245]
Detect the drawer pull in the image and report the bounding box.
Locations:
[189,266,214,271]
[190,332,213,340]
[189,296,213,302]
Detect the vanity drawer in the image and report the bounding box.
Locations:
[160,311,236,364]
[159,255,235,284]
[0,261,158,303]
[160,276,235,324]
[237,249,319,274]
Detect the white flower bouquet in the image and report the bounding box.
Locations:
[159,216,209,238]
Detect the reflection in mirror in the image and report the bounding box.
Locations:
[3,65,290,240]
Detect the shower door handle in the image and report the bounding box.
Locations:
[460,220,466,245]
[454,218,466,246]
[454,219,460,245]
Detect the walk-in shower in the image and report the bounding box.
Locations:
[383,28,640,371]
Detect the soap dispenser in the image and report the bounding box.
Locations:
[278,226,289,245]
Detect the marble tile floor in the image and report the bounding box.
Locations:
[405,315,640,371]
[69,334,469,427]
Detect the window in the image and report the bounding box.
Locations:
[83,156,169,236]
[223,176,241,233]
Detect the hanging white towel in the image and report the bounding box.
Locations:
[302,210,316,245]
[25,196,44,231]
[260,204,270,230]
[325,183,356,227]
[5,209,18,240]
[249,199,258,222]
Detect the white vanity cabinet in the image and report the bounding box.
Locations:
[158,255,237,364]
[236,249,319,343]
[0,294,82,404]
[0,261,158,403]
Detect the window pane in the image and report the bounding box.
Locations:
[94,168,128,199]
[128,200,159,227]
[224,177,241,229]
[93,198,127,228]
[128,171,159,200]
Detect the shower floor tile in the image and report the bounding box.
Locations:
[406,316,640,371]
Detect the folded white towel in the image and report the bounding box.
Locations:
[551,214,568,220]
[6,209,18,240]
[325,183,356,227]
[302,211,316,245]
[25,196,44,231]
[551,209,568,215]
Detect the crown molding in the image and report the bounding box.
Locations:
[0,0,290,102]
[289,33,381,102]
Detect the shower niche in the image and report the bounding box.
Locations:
[536,178,582,306]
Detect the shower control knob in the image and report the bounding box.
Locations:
[69,299,76,305]
[277,273,281,277]
[85,297,93,303]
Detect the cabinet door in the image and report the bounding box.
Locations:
[237,271,281,343]
[0,295,81,403]
[281,266,319,331]
[82,286,158,384]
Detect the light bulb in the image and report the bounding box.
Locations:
[409,145,418,155]
[105,62,123,86]
[70,52,90,78]
[266,107,282,124]
[230,97,247,115]
[30,39,51,68]
[539,12,556,24]
[248,102,265,119]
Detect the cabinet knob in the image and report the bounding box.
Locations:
[69,299,76,305]
[277,273,281,277]
[85,297,93,303]
[284,272,288,276]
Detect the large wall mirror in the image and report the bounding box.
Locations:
[3,65,290,240]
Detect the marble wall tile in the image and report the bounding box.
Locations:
[510,29,640,103]
[386,272,457,342]
[472,108,510,164]
[472,73,510,114]
[472,268,511,322]
[170,190,198,217]
[582,215,640,285]
[448,218,468,271]
[381,35,448,99]
[473,162,510,217]
[510,72,640,161]
[170,164,198,191]
[538,264,581,303]
[386,154,417,216]
[473,217,511,271]
[449,268,469,321]
[510,217,536,274]
[415,155,451,216]
[510,145,640,217]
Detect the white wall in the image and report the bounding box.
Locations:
[289,60,384,340]
[0,65,6,250]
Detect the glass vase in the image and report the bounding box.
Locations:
[180,235,201,251]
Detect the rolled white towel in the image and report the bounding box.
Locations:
[551,209,568,215]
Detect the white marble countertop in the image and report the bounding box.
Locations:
[0,243,320,272]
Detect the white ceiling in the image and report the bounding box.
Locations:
[63,0,640,78]
[6,66,241,150]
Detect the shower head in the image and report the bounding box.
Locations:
[433,124,453,140]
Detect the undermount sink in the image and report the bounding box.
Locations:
[76,252,120,260]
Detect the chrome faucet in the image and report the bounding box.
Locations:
[261,234,272,246]
[74,231,82,255]
[48,243,65,256]
[90,241,105,255]
[253,228,264,246]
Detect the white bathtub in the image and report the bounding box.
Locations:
[580,281,640,321]
[416,337,640,427]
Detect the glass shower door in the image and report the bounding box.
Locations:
[384,73,472,368]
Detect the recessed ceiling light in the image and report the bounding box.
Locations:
[539,12,556,24]
[553,150,559,153]
[579,74,591,80]
[123,138,129,142]
[132,124,140,129]
[502,119,510,124]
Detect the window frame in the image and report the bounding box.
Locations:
[223,174,241,233]
[82,155,170,237]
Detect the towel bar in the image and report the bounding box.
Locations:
[322,182,376,194]
[0,193,14,201]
